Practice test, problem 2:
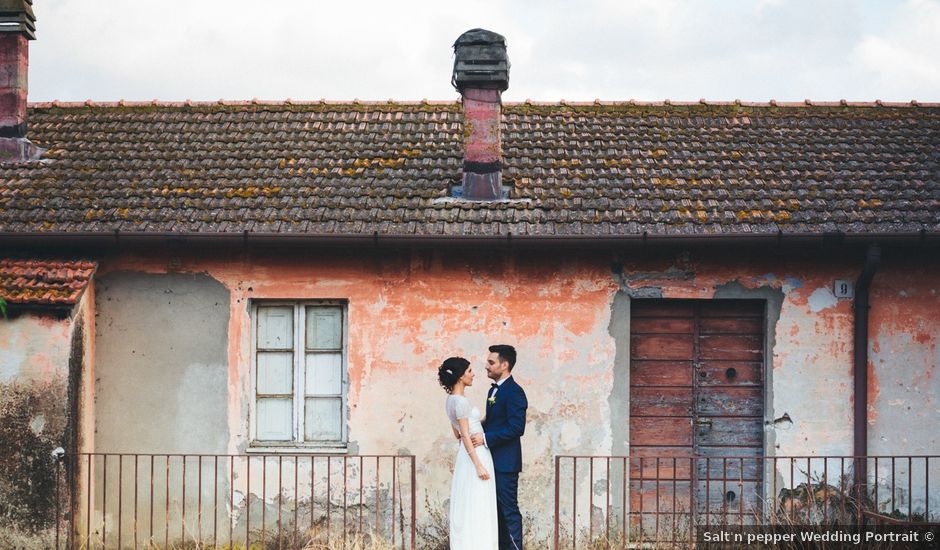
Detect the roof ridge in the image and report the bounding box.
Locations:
[27,98,940,109]
[28,99,461,108]
[508,99,939,108]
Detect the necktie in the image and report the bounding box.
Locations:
[488,383,498,398]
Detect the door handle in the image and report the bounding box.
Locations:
[695,418,713,428]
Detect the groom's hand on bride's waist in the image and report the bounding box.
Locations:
[452,432,484,447]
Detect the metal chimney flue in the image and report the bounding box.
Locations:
[452,29,509,200]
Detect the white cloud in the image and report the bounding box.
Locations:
[26,0,940,102]
[851,0,940,99]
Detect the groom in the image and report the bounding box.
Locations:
[471,344,527,550]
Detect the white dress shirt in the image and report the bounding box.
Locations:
[483,376,510,448]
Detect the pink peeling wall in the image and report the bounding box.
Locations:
[89,245,940,540]
[620,250,860,456]
[0,309,71,383]
[0,287,93,541]
[93,247,622,541]
[869,254,940,453]
[93,248,621,447]
[868,255,940,515]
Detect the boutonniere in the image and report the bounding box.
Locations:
[487,396,496,405]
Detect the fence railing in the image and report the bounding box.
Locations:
[54,453,417,550]
[553,455,940,548]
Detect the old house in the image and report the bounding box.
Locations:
[1,6,938,549]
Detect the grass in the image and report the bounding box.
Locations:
[551,482,934,550]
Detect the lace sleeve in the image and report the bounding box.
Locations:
[454,396,471,420]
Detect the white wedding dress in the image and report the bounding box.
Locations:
[446,394,499,550]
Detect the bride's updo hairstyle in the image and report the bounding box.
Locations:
[438,356,470,394]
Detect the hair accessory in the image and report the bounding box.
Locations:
[446,369,453,374]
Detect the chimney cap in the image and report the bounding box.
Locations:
[452,28,509,93]
[0,0,36,39]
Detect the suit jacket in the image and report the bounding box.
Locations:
[482,375,528,473]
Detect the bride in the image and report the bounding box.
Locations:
[438,357,499,549]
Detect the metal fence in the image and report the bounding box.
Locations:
[553,455,940,548]
[54,453,417,550]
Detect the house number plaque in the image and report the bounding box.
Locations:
[834,280,854,298]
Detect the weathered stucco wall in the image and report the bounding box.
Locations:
[85,244,939,544]
[94,271,231,453]
[0,293,90,546]
[618,249,860,458]
[78,280,96,456]
[0,309,72,384]
[868,254,940,516]
[89,247,623,544]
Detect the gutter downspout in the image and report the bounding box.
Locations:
[853,242,881,518]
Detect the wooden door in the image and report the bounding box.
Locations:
[629,299,765,532]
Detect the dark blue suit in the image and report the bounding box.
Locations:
[482,375,527,550]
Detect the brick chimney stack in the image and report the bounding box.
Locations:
[452,29,509,200]
[0,0,42,162]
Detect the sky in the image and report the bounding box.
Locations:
[28,0,940,103]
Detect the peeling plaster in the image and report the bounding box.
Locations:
[90,248,626,543]
[94,271,230,454]
[76,245,940,537]
[616,249,861,458]
[869,256,940,457]
[808,287,838,312]
[0,310,76,539]
[0,314,71,383]
[607,290,631,457]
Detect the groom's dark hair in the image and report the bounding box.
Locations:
[488,344,516,370]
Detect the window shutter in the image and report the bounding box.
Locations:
[304,305,344,442]
[304,397,343,441]
[256,306,295,440]
[306,306,342,349]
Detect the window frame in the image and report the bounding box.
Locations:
[248,299,349,452]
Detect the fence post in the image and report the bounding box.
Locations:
[553,455,559,550]
[53,447,64,550]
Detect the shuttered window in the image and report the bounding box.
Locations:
[252,301,347,446]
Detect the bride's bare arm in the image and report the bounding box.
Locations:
[458,418,490,480]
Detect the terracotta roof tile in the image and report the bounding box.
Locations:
[0,258,97,305]
[0,101,937,238]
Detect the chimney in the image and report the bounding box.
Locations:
[452,29,509,200]
[0,0,42,162]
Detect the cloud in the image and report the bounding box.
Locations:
[26,0,940,102]
[851,0,940,99]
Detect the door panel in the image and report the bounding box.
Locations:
[697,387,763,416]
[697,360,762,386]
[695,417,764,447]
[695,482,763,513]
[631,447,695,478]
[698,334,763,360]
[630,417,693,447]
[631,360,694,386]
[631,334,694,360]
[700,316,763,334]
[696,446,763,481]
[630,387,693,417]
[631,317,694,334]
